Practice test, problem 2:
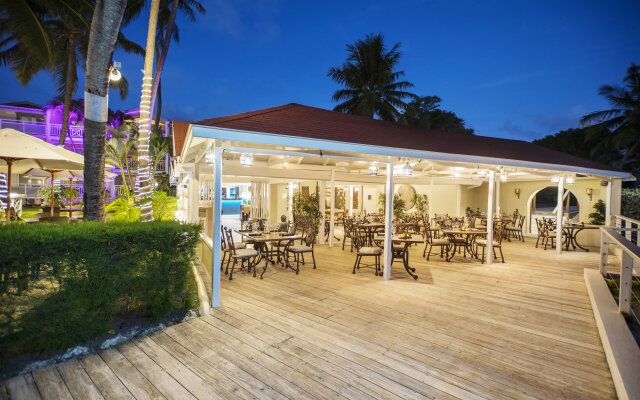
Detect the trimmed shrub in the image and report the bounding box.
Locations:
[0,221,201,370]
[622,188,640,220]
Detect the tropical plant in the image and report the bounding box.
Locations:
[105,197,140,221]
[59,186,79,204]
[414,194,429,218]
[399,96,474,134]
[589,199,606,225]
[151,191,177,220]
[37,185,61,207]
[292,192,323,232]
[378,193,406,220]
[622,188,640,221]
[149,127,170,188]
[581,64,640,171]
[328,33,415,121]
[83,0,129,221]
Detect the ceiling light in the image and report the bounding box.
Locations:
[477,169,487,178]
[500,173,508,182]
[565,176,575,185]
[402,162,413,177]
[240,153,254,167]
[205,149,214,165]
[551,176,561,183]
[454,172,460,178]
[369,162,379,176]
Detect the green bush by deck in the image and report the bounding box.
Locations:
[0,221,202,371]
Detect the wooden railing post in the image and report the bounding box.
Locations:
[600,230,608,275]
[620,251,633,314]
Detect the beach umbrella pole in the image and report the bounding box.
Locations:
[50,171,56,216]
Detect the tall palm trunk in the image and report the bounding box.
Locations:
[154,79,162,131]
[136,0,161,221]
[59,33,76,148]
[83,0,128,221]
[149,0,179,132]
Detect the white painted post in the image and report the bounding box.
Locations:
[288,181,294,223]
[211,145,222,308]
[600,232,608,275]
[620,251,633,313]
[428,177,434,223]
[495,178,501,217]
[383,160,394,280]
[329,170,336,247]
[456,184,462,218]
[556,178,564,254]
[348,185,354,217]
[319,180,326,244]
[606,181,613,226]
[486,171,495,265]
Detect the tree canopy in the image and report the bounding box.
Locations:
[398,96,474,134]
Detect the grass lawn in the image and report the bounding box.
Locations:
[1,206,83,222]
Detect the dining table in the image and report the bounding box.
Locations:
[236,230,302,278]
[441,228,487,260]
[373,233,423,280]
[562,223,600,251]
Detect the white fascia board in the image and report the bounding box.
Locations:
[191,125,630,179]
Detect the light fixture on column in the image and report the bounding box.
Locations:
[514,188,520,199]
[586,187,593,201]
[240,152,254,167]
[565,176,575,185]
[368,161,379,176]
[402,162,413,177]
[205,149,215,165]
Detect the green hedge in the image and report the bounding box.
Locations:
[0,221,201,371]
[622,188,640,220]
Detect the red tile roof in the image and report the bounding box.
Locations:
[186,103,622,174]
[172,121,189,157]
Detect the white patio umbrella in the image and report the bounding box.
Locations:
[0,128,84,219]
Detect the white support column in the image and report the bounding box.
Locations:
[348,185,354,217]
[495,178,501,217]
[486,171,495,265]
[428,177,434,223]
[556,177,564,254]
[329,170,336,247]
[383,160,394,280]
[605,181,613,226]
[211,145,222,308]
[318,180,326,244]
[456,184,462,218]
[288,181,294,223]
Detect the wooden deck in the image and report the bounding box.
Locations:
[1,240,616,399]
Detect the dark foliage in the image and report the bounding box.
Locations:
[399,96,474,134]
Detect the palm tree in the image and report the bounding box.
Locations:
[581,64,640,169]
[83,0,128,220]
[106,123,138,200]
[328,33,416,121]
[136,0,161,221]
[150,0,205,132]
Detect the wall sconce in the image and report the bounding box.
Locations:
[514,188,520,199]
[586,188,593,201]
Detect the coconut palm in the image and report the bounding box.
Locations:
[581,64,640,169]
[328,33,416,121]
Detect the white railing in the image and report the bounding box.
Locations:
[600,216,640,319]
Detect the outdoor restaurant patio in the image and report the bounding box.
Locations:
[3,240,616,399]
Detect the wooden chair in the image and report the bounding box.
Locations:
[423,223,450,261]
[542,219,565,250]
[342,217,361,252]
[476,225,505,263]
[222,226,246,275]
[285,228,317,274]
[224,227,258,280]
[535,218,545,248]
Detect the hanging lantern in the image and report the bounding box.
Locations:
[402,162,413,177]
[369,162,379,176]
[240,153,254,167]
[565,176,575,185]
[205,149,215,165]
[550,176,561,183]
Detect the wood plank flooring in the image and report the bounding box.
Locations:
[2,240,616,399]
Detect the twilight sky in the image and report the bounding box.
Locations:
[1,0,638,141]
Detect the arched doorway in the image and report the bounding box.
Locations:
[526,186,579,234]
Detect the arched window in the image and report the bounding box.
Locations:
[528,187,579,233]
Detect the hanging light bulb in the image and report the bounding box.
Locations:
[402,162,413,177]
[565,176,575,185]
[240,153,254,167]
[368,161,379,176]
[205,149,215,165]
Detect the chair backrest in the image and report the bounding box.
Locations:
[221,226,228,250]
[494,224,505,245]
[352,227,368,250]
[303,228,316,247]
[518,215,525,228]
[224,227,237,256]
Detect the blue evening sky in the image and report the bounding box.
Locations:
[1,0,638,141]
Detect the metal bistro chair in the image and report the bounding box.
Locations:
[224,227,258,280]
[222,226,246,275]
[353,227,383,275]
[423,223,450,261]
[285,228,317,274]
[476,225,505,263]
[505,215,525,242]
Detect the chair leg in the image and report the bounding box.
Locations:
[221,251,226,271]
[311,251,316,269]
[225,253,232,275]
[481,246,485,264]
[296,255,300,274]
[353,255,359,274]
[499,247,505,263]
[229,259,237,280]
[427,245,433,261]
[423,244,427,257]
[375,255,379,276]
